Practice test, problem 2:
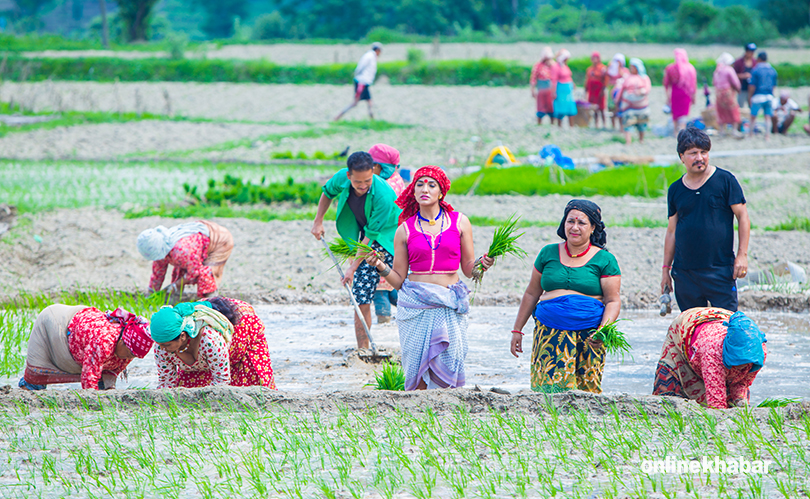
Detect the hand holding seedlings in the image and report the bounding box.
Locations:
[472,214,527,285]
[589,320,632,355]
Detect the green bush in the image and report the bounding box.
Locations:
[406,47,425,65]
[675,0,719,37]
[252,12,288,40]
[697,5,779,45]
[534,3,604,38]
[453,165,685,198]
[200,174,322,206]
[759,0,810,35]
[271,151,294,159]
[165,33,187,60]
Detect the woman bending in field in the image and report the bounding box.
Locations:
[365,166,493,390]
[151,297,276,389]
[653,308,766,409]
[20,305,152,390]
[137,220,234,301]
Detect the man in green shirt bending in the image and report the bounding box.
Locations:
[311,151,401,349]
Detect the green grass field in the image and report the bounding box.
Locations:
[455,165,685,198]
[0,396,806,498]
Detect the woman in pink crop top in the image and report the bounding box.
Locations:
[365,166,493,391]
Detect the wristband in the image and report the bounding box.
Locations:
[511,330,524,336]
[379,265,391,277]
[662,265,672,269]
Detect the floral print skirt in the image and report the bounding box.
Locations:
[530,320,605,393]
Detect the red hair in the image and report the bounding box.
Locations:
[396,166,454,225]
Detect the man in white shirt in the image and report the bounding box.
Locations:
[771,90,801,134]
[335,42,382,121]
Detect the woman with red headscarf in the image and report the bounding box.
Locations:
[365,166,494,390]
[20,305,153,390]
[664,49,698,133]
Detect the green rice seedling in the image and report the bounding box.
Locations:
[472,213,527,285]
[325,237,380,266]
[758,397,801,408]
[590,320,632,357]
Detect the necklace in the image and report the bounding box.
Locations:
[418,210,444,250]
[417,209,442,226]
[178,340,191,354]
[565,241,591,258]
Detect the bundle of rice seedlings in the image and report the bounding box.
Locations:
[757,397,801,408]
[325,237,380,265]
[369,361,405,391]
[590,320,632,356]
[472,213,528,284]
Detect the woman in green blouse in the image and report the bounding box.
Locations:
[510,200,622,393]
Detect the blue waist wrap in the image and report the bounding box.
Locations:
[533,294,604,332]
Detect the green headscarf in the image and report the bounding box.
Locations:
[377,162,397,180]
[150,301,212,343]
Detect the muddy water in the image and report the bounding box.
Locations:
[7,306,809,405]
[257,306,810,404]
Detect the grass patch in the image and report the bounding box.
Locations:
[766,217,810,232]
[455,165,684,198]
[0,102,171,137]
[0,159,334,213]
[195,175,324,206]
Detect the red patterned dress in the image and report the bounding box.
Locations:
[653,307,767,409]
[689,321,766,409]
[229,299,276,388]
[68,308,132,389]
[154,299,276,389]
[149,233,217,296]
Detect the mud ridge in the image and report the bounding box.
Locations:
[1,385,807,421]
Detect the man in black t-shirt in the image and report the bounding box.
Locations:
[661,127,750,312]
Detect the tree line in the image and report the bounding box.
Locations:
[4,0,807,45]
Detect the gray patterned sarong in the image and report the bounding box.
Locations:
[397,279,470,390]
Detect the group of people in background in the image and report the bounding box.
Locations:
[530,43,809,140]
[530,47,579,127]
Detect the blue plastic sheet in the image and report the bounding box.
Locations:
[539,144,575,170]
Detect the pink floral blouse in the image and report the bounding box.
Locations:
[155,326,230,388]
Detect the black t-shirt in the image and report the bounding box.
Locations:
[347,188,368,239]
[667,167,745,269]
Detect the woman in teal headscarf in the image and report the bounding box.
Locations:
[151,300,236,388]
